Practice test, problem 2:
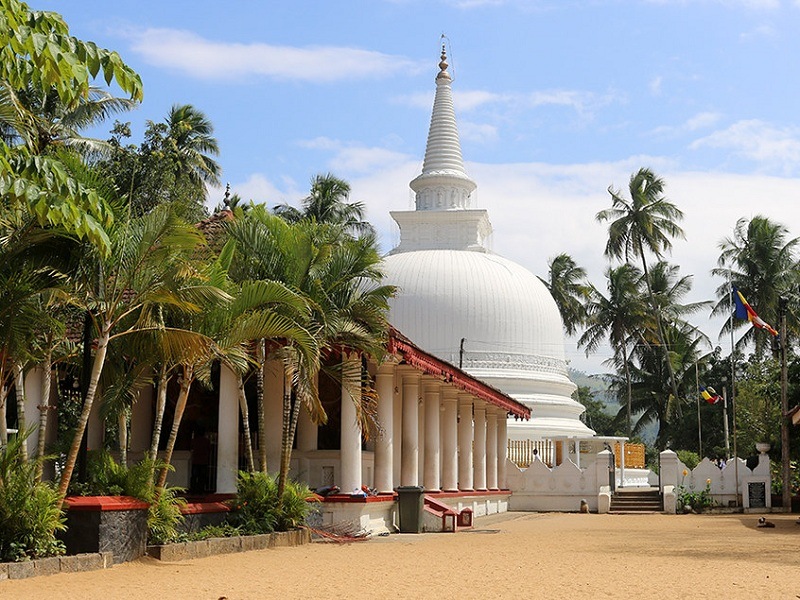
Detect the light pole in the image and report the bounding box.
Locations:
[779,296,790,512]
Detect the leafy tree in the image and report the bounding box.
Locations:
[580,264,645,436]
[274,173,375,238]
[539,253,590,336]
[597,167,685,416]
[712,215,800,355]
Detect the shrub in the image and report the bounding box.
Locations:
[148,486,187,545]
[67,450,186,545]
[677,478,714,512]
[0,435,66,562]
[676,450,701,470]
[229,471,316,534]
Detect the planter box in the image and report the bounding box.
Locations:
[147,529,310,562]
[60,496,149,564]
[0,553,112,580]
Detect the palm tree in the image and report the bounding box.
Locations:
[580,264,645,436]
[228,206,394,497]
[163,104,221,189]
[274,173,375,238]
[712,215,800,355]
[597,167,685,412]
[56,204,214,499]
[539,253,590,336]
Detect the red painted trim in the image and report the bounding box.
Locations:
[432,489,510,499]
[64,496,149,512]
[388,328,530,419]
[181,501,231,515]
[322,493,398,504]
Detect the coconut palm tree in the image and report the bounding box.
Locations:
[580,264,645,436]
[539,253,590,336]
[162,104,221,190]
[597,167,685,411]
[274,173,375,238]
[712,215,800,355]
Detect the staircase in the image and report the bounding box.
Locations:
[609,488,663,513]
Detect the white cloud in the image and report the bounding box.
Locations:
[739,23,777,40]
[690,119,800,174]
[348,154,800,371]
[299,137,414,174]
[649,76,663,96]
[459,121,500,143]
[651,111,723,137]
[126,28,421,82]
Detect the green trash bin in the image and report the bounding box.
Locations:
[396,486,425,533]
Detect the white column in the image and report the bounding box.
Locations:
[217,364,239,494]
[619,440,626,488]
[263,358,284,474]
[392,375,402,488]
[458,394,473,491]
[339,353,362,494]
[296,404,317,451]
[498,413,508,489]
[473,400,487,491]
[486,407,498,490]
[441,389,459,492]
[130,382,154,456]
[374,362,395,494]
[423,379,441,492]
[417,388,425,485]
[400,369,420,486]
[23,367,44,459]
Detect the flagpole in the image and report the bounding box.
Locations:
[722,386,730,460]
[730,281,740,507]
[695,362,702,458]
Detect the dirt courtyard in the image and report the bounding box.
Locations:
[3,512,799,600]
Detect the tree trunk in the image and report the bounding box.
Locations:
[149,364,169,462]
[0,379,8,449]
[156,363,194,490]
[638,246,681,413]
[255,339,267,473]
[13,361,27,462]
[277,365,301,499]
[623,344,632,438]
[234,367,256,473]
[118,411,128,467]
[57,323,111,500]
[35,351,53,481]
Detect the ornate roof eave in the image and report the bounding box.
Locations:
[387,327,530,419]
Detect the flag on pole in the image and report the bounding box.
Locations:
[700,385,721,405]
[732,287,778,336]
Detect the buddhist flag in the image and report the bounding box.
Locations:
[700,386,721,405]
[732,287,778,337]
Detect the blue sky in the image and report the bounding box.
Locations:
[38,0,800,373]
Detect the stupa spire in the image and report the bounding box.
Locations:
[410,44,477,211]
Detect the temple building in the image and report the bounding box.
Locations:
[382,47,594,446]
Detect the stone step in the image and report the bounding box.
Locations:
[609,489,662,513]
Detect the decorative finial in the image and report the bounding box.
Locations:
[439,43,448,73]
[223,182,231,208]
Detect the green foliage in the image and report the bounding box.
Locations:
[147,486,187,545]
[229,471,316,534]
[677,479,714,512]
[676,450,701,470]
[0,434,66,562]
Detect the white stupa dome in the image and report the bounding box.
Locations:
[382,46,593,439]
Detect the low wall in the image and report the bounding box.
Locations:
[59,496,149,564]
[307,494,396,536]
[507,453,609,512]
[659,450,772,512]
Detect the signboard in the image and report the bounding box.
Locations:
[747,481,767,509]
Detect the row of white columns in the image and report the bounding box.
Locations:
[375,364,509,495]
[200,357,511,495]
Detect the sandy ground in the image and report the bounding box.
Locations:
[2,512,800,600]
